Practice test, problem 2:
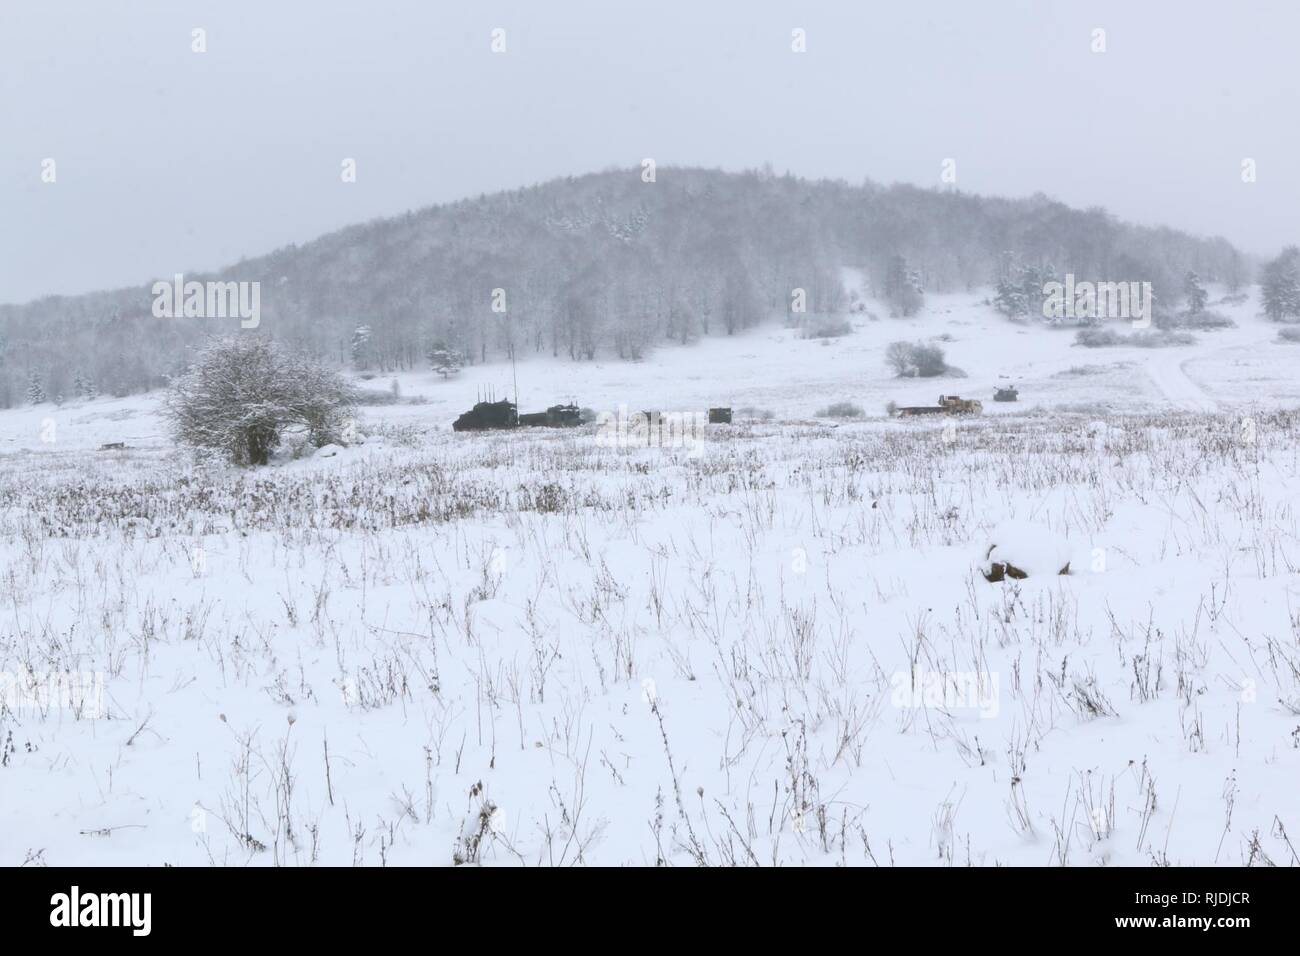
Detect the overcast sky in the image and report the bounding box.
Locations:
[2,0,1294,304]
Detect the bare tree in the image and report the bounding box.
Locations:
[886,340,947,377]
[165,336,357,465]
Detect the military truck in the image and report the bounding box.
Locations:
[896,394,983,417]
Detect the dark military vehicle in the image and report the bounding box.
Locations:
[452,399,518,432]
[519,403,581,428]
[993,386,1019,402]
[708,407,732,424]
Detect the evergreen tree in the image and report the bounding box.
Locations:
[994,274,1027,318]
[26,371,46,405]
[427,340,464,378]
[993,258,1050,321]
[1261,247,1300,321]
[350,325,373,369]
[1183,271,1208,314]
[883,254,923,317]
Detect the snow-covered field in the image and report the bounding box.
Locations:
[4,289,1300,866]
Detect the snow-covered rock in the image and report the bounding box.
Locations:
[979,519,1071,581]
[315,443,343,458]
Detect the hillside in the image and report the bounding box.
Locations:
[0,167,1249,407]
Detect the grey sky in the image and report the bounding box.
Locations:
[1,0,1293,304]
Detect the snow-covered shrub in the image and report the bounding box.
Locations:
[817,401,864,419]
[353,386,403,405]
[800,315,853,339]
[886,340,949,377]
[164,336,357,466]
[1054,363,1116,377]
[1075,328,1195,348]
[1156,309,1233,331]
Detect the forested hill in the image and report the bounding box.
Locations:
[0,166,1248,406]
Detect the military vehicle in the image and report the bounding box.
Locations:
[452,398,518,431]
[518,403,581,428]
[895,394,983,417]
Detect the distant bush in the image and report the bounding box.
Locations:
[817,401,865,419]
[1075,328,1195,348]
[801,315,853,339]
[354,387,403,406]
[1054,363,1122,377]
[1216,291,1249,306]
[1157,309,1233,331]
[737,406,775,422]
[886,340,949,377]
[1278,327,1300,343]
[354,387,429,406]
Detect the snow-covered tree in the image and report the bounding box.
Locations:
[1261,247,1300,321]
[350,325,373,370]
[26,371,46,405]
[994,274,1028,318]
[427,341,464,378]
[885,340,947,377]
[1183,271,1208,314]
[993,256,1050,321]
[72,370,99,400]
[164,336,357,465]
[883,254,923,317]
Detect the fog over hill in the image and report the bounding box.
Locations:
[0,166,1249,407]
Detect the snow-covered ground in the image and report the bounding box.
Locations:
[3,289,1300,866]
